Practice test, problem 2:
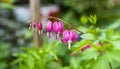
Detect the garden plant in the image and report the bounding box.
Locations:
[13,15,120,69]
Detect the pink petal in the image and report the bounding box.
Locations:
[69,30,78,42]
[32,22,36,32]
[32,22,36,28]
[38,22,42,30]
[81,44,91,52]
[46,20,52,32]
[53,21,59,34]
[58,21,64,33]
[62,30,70,43]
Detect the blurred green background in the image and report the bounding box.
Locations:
[0,0,120,69]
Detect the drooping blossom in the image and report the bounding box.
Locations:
[46,20,53,38]
[62,30,78,49]
[53,21,64,39]
[38,22,43,35]
[32,22,36,32]
[81,44,91,52]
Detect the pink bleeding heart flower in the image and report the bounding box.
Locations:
[38,22,43,35]
[32,22,36,32]
[46,20,53,39]
[62,30,78,49]
[81,44,91,52]
[62,30,70,43]
[69,30,78,42]
[58,21,64,33]
[53,21,64,39]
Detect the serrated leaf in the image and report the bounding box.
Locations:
[19,62,26,69]
[50,51,58,60]
[72,40,91,53]
[110,35,120,40]
[81,48,98,60]
[70,57,82,69]
[11,58,22,65]
[81,33,96,40]
[90,56,110,69]
[88,14,97,24]
[106,28,114,39]
[27,54,34,69]
[105,49,120,62]
[31,52,40,60]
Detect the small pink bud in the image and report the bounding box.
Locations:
[81,44,91,52]
[38,22,42,30]
[32,22,36,32]
[38,22,43,35]
[46,20,53,38]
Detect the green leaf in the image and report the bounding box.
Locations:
[111,40,120,50]
[27,54,34,69]
[88,14,97,24]
[81,33,96,40]
[106,28,114,39]
[0,3,14,9]
[90,56,110,69]
[80,15,88,25]
[81,48,98,60]
[105,49,120,62]
[70,57,82,69]
[49,51,58,60]
[31,52,40,60]
[73,40,91,48]
[72,40,91,53]
[110,35,120,40]
[19,62,26,69]
[11,58,22,65]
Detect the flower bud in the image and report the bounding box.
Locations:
[38,22,43,35]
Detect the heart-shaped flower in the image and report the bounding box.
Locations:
[53,21,64,39]
[46,20,53,38]
[62,30,78,49]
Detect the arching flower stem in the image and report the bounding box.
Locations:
[28,16,84,34]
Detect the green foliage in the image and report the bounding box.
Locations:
[0,42,11,69]
[1,0,120,69]
[72,18,120,69]
[80,15,88,25]
[13,40,62,69]
[81,33,96,40]
[88,14,97,24]
[62,0,120,26]
[0,0,15,9]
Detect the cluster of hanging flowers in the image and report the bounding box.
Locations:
[29,20,78,49]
